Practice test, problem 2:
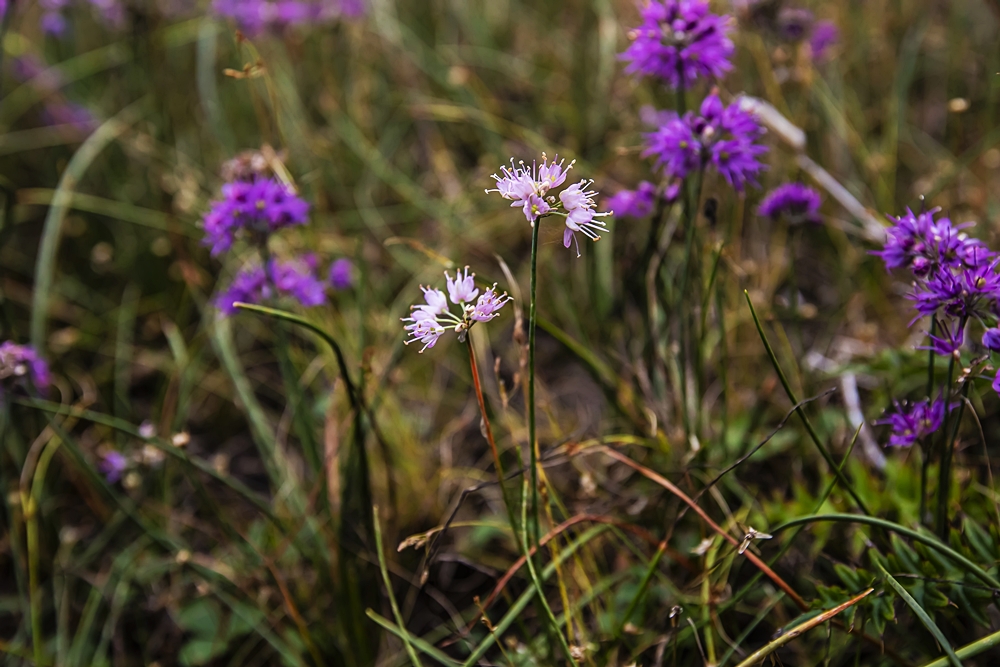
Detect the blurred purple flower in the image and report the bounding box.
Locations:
[758,183,821,223]
[202,178,310,256]
[213,0,366,34]
[983,327,1000,352]
[876,398,949,448]
[605,182,656,219]
[776,7,814,41]
[216,256,326,316]
[620,0,734,89]
[99,451,128,484]
[0,341,51,392]
[644,92,768,191]
[329,258,354,290]
[809,21,839,61]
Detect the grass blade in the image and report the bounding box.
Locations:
[875,562,963,667]
[372,506,423,667]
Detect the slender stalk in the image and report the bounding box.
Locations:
[527,217,541,548]
[936,376,968,539]
[921,317,937,526]
[467,342,520,538]
[934,317,964,539]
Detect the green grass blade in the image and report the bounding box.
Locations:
[372,506,422,667]
[743,290,871,515]
[30,99,148,351]
[919,629,1000,667]
[875,561,963,667]
[366,611,460,666]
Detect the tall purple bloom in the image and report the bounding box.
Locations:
[216,256,326,316]
[213,0,365,34]
[620,0,735,89]
[0,342,51,392]
[329,258,355,290]
[876,398,949,448]
[758,183,822,223]
[99,451,128,484]
[202,177,310,256]
[605,182,657,219]
[874,208,988,277]
[910,257,1000,321]
[809,21,839,61]
[643,93,768,191]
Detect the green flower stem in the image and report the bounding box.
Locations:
[935,324,966,539]
[528,216,541,548]
[921,318,938,524]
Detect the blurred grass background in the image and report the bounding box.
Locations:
[1,0,1000,665]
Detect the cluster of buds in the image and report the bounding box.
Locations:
[402,267,511,352]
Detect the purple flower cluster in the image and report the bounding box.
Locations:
[758,182,822,223]
[737,2,839,62]
[620,0,734,90]
[875,207,1000,445]
[99,450,128,484]
[643,92,768,192]
[876,398,950,448]
[212,0,365,35]
[216,255,329,316]
[402,267,511,353]
[487,155,611,256]
[0,342,51,392]
[34,0,125,36]
[605,181,657,219]
[202,178,310,256]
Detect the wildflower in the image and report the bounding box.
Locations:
[216,256,327,316]
[620,0,735,89]
[809,21,839,61]
[99,451,128,484]
[983,328,1000,352]
[605,182,657,219]
[643,92,768,191]
[920,321,965,358]
[994,369,1000,395]
[0,341,51,392]
[560,181,611,257]
[876,398,950,448]
[212,0,366,34]
[487,154,573,220]
[446,267,479,304]
[775,7,814,41]
[329,258,355,290]
[758,183,822,223]
[910,257,1000,321]
[403,271,511,353]
[202,177,310,257]
[874,208,987,276]
[487,154,611,253]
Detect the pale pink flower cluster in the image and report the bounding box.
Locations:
[486,154,612,257]
[402,267,511,352]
